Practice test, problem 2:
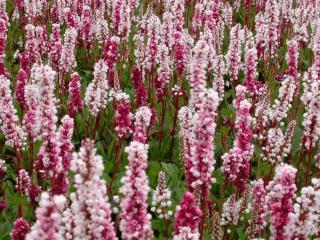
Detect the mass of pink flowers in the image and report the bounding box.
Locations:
[0,0,320,239]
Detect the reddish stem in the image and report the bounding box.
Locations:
[169,95,179,160]
[158,99,166,150]
[92,112,101,140]
[304,149,313,185]
[16,148,23,218]
[29,135,34,176]
[199,192,206,240]
[108,138,122,194]
[219,180,227,215]
[85,115,91,138]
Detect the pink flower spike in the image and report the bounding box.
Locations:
[67,72,83,118]
[59,27,77,73]
[0,18,7,76]
[226,24,244,82]
[156,43,171,102]
[244,40,265,99]
[301,67,320,152]
[173,192,202,240]
[26,192,66,240]
[22,84,39,139]
[188,89,219,196]
[62,139,117,239]
[30,64,57,142]
[17,169,31,198]
[103,36,120,70]
[173,31,188,77]
[119,140,153,240]
[285,40,299,96]
[114,91,132,138]
[15,69,28,109]
[51,115,74,196]
[266,164,297,240]
[222,85,254,192]
[19,52,30,75]
[84,59,109,116]
[189,39,209,110]
[11,218,30,240]
[0,75,26,149]
[145,14,161,72]
[285,178,320,239]
[48,24,62,70]
[130,65,148,108]
[251,179,267,233]
[132,106,152,144]
[80,6,92,49]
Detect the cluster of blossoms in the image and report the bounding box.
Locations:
[24,24,47,65]
[117,101,153,240]
[23,0,46,20]
[285,40,299,95]
[17,169,31,198]
[113,91,132,138]
[132,106,152,144]
[188,88,219,196]
[23,83,39,139]
[222,2,233,28]
[30,64,57,143]
[112,0,136,40]
[184,40,220,198]
[26,192,66,240]
[0,76,26,149]
[261,121,296,164]
[119,141,153,240]
[250,179,267,234]
[0,8,7,76]
[266,164,297,240]
[285,178,320,239]
[172,0,190,77]
[173,192,202,240]
[151,171,173,220]
[253,67,298,165]
[103,36,120,87]
[67,72,83,118]
[268,74,296,124]
[15,68,28,110]
[84,60,109,116]
[172,30,189,77]
[61,139,116,239]
[2,0,320,239]
[226,24,244,82]
[243,40,265,99]
[130,65,148,108]
[31,65,74,194]
[188,40,209,110]
[178,106,193,172]
[155,43,172,102]
[144,14,161,72]
[301,67,320,151]
[211,54,226,100]
[60,27,77,73]
[10,218,30,240]
[255,0,280,60]
[51,115,74,195]
[47,23,62,69]
[221,187,252,227]
[222,85,254,192]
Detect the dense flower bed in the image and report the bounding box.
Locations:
[0,0,320,239]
